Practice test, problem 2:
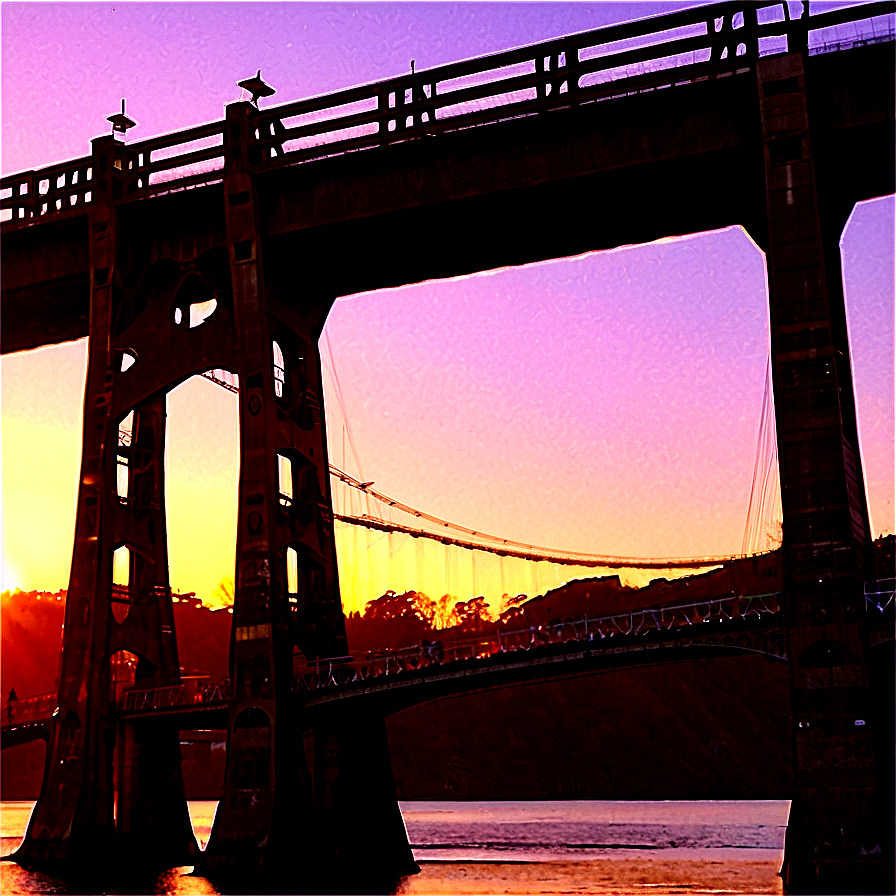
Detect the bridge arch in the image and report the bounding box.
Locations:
[171,273,220,331]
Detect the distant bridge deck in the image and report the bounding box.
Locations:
[5,585,892,745]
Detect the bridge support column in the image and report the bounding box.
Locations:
[200,100,350,882]
[757,52,892,894]
[313,713,419,889]
[115,720,197,861]
[14,134,196,869]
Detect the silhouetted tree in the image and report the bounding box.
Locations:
[498,605,526,627]
[454,596,492,630]
[500,592,528,613]
[364,590,434,625]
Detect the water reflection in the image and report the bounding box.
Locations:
[2,801,221,895]
[2,799,788,895]
[1,861,221,896]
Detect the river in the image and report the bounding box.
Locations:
[1,799,789,894]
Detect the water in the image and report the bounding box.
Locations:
[1,799,789,895]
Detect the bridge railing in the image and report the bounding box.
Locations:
[120,121,227,198]
[293,591,783,691]
[119,678,231,713]
[15,579,895,714]
[11,580,892,715]
[2,1,892,228]
[0,155,93,226]
[4,692,57,725]
[248,1,890,169]
[865,578,895,613]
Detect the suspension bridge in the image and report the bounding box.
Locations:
[2,1,894,892]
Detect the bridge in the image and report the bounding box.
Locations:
[5,591,789,730]
[2,0,894,892]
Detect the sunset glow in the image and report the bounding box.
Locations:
[1,3,892,613]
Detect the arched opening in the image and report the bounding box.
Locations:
[841,196,895,542]
[322,226,778,616]
[272,340,286,398]
[165,372,239,610]
[278,454,293,506]
[111,545,131,623]
[109,649,139,704]
[286,546,299,599]
[120,350,137,373]
[171,274,219,330]
[116,410,135,505]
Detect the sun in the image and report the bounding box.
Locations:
[1,557,21,594]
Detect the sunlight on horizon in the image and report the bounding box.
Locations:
[1,201,892,605]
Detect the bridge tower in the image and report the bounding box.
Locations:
[197,100,416,886]
[14,135,199,866]
[11,99,415,883]
[757,40,893,895]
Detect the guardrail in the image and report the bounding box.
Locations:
[865,578,895,612]
[2,1,892,228]
[1,156,93,227]
[3,692,57,726]
[294,591,783,691]
[12,577,895,716]
[120,678,231,712]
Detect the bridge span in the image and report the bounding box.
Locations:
[4,592,789,739]
[2,1,895,892]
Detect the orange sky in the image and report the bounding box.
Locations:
[2,212,892,613]
[1,3,892,612]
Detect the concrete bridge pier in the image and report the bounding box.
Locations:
[199,99,355,887]
[756,49,893,894]
[114,721,198,864]
[312,711,419,889]
[13,133,197,872]
[198,701,319,878]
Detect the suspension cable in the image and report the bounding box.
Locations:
[331,472,774,570]
[197,365,776,568]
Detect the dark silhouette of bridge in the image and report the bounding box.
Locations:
[4,591,789,730]
[2,1,894,892]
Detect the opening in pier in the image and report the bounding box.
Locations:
[109,649,139,703]
[165,371,239,610]
[323,225,778,618]
[111,545,131,623]
[840,196,895,543]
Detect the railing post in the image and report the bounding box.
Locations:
[741,4,759,61]
[564,40,580,99]
[535,54,547,104]
[786,1,809,56]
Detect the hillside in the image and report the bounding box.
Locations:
[7,544,892,802]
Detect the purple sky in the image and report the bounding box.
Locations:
[2,2,892,606]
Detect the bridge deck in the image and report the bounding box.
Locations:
[2,1,893,353]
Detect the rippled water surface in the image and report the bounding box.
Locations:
[2,799,789,894]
